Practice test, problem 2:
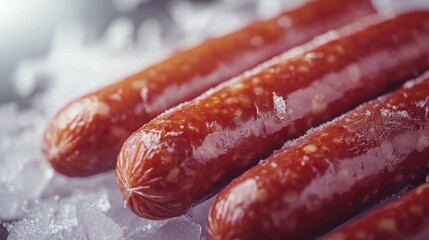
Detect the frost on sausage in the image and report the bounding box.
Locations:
[41,0,375,177]
[206,72,429,240]
[322,183,429,240]
[116,12,429,219]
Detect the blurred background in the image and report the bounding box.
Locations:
[0,0,232,105]
[2,0,110,103]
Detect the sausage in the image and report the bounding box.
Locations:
[322,183,429,240]
[115,11,429,220]
[206,71,429,240]
[41,0,375,177]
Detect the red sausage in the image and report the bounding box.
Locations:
[115,12,429,220]
[41,0,375,177]
[206,72,429,240]
[322,183,429,240]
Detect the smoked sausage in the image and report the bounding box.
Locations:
[206,72,429,240]
[322,183,429,240]
[42,0,375,176]
[115,12,429,219]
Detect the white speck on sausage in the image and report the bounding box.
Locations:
[410,205,423,215]
[95,101,110,116]
[277,16,292,28]
[347,64,361,83]
[312,94,327,114]
[250,35,264,47]
[327,55,336,63]
[378,219,397,233]
[303,144,317,154]
[254,87,264,96]
[416,135,429,152]
[131,80,145,90]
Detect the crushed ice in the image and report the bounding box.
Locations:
[272,92,287,120]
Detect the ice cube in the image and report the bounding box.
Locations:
[0,160,53,220]
[106,184,170,239]
[76,200,123,240]
[0,193,25,220]
[6,186,114,239]
[20,161,54,199]
[186,197,216,230]
[41,171,115,199]
[124,218,169,240]
[7,195,81,239]
[152,216,202,240]
[7,219,45,240]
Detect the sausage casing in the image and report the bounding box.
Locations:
[322,183,429,240]
[41,0,375,176]
[207,72,429,240]
[116,12,429,219]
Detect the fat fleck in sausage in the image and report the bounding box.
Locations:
[115,12,429,220]
[207,72,429,240]
[322,183,429,240]
[41,0,375,177]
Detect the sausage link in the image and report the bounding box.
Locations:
[115,12,429,219]
[206,72,429,240]
[41,0,374,177]
[322,183,429,240]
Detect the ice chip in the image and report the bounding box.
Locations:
[186,197,216,229]
[7,219,45,240]
[42,171,115,199]
[105,183,169,239]
[273,92,286,120]
[76,200,123,240]
[124,218,168,240]
[0,160,53,220]
[152,217,202,240]
[6,185,115,239]
[20,161,54,199]
[0,193,25,220]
